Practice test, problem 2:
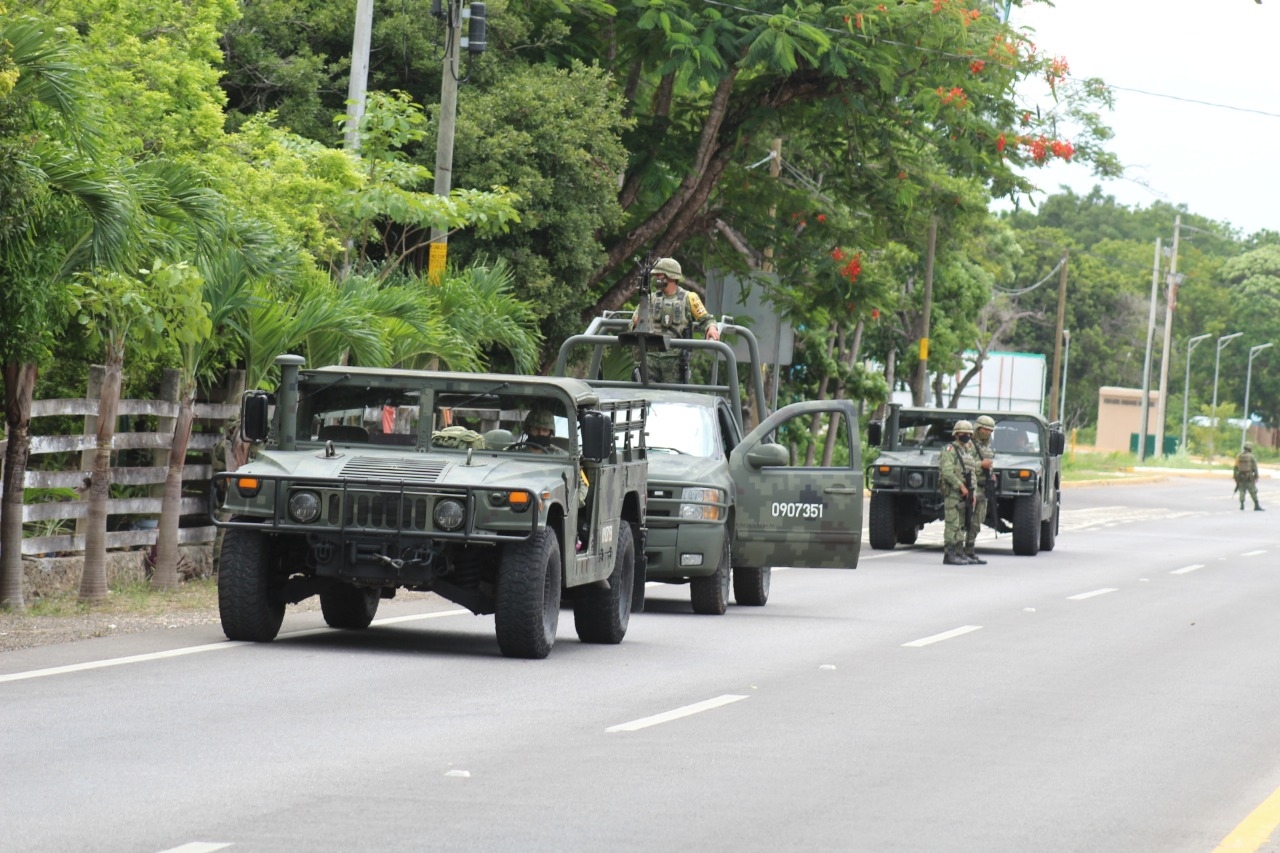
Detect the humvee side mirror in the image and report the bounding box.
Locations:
[242,391,271,443]
[746,442,789,468]
[580,410,611,462]
[1049,429,1065,456]
[867,422,882,447]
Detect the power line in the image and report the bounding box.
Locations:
[1097,81,1280,120]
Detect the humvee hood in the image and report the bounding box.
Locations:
[645,453,722,483]
[241,448,567,487]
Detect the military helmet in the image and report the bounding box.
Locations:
[975,415,996,430]
[524,408,556,431]
[651,257,683,281]
[1244,442,1253,452]
[953,420,974,435]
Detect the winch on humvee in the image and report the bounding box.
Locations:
[865,404,1064,556]
[211,355,648,659]
[557,313,863,614]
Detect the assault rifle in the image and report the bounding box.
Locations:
[962,469,975,541]
[619,252,668,384]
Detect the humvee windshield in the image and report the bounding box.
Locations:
[895,412,1042,454]
[298,383,423,446]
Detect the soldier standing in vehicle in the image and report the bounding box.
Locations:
[1234,442,1263,511]
[966,415,998,563]
[629,257,721,383]
[938,420,980,565]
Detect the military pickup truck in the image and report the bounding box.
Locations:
[557,315,863,614]
[211,355,648,659]
[865,405,1064,556]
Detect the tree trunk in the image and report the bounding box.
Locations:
[79,354,122,602]
[1,361,37,610]
[804,322,839,466]
[821,327,849,467]
[152,382,195,590]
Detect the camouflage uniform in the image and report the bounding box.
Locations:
[629,258,719,383]
[938,421,980,565]
[967,415,996,563]
[1234,443,1263,511]
[518,409,588,506]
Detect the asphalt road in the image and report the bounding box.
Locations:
[3,476,1279,853]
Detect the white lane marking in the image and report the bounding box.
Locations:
[858,550,911,560]
[902,625,982,648]
[155,844,233,853]
[1067,588,1118,601]
[1242,550,1267,557]
[1171,564,1205,575]
[606,694,748,733]
[0,609,468,685]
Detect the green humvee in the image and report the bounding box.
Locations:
[557,316,863,614]
[865,404,1065,556]
[211,355,649,659]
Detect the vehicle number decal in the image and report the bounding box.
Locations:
[771,501,823,519]
[601,522,614,546]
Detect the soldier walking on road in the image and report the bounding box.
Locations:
[939,420,980,565]
[966,415,997,564]
[1234,442,1264,511]
[629,257,720,383]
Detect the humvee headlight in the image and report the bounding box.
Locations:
[907,472,924,488]
[235,477,261,498]
[679,488,721,521]
[434,498,466,531]
[287,490,322,524]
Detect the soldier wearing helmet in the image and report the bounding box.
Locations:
[629,257,721,383]
[518,406,589,507]
[965,414,999,561]
[1233,441,1263,511]
[938,419,981,565]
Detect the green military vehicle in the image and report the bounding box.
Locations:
[557,315,863,614]
[865,404,1065,556]
[211,355,649,659]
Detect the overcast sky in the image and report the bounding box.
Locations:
[999,0,1279,237]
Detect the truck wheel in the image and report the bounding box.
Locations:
[869,492,897,550]
[1039,490,1060,552]
[733,565,771,607]
[574,521,634,644]
[320,583,380,630]
[218,522,285,642]
[896,519,919,546]
[691,533,731,615]
[1012,494,1042,556]
[496,528,562,659]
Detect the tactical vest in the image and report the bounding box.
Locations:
[652,287,693,336]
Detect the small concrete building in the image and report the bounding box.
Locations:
[1095,386,1161,453]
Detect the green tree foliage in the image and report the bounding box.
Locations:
[1220,245,1280,432]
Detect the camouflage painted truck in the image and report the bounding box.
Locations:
[557,314,863,614]
[211,355,649,659]
[865,404,1065,556]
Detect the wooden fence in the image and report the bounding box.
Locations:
[0,367,243,557]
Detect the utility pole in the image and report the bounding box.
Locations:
[429,0,465,281]
[914,217,938,406]
[343,0,375,152]
[1154,215,1181,457]
[1047,250,1068,422]
[1138,238,1161,461]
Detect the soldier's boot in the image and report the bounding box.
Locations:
[1255,504,1265,511]
[943,546,966,566]
[1241,503,1246,511]
[963,547,987,565]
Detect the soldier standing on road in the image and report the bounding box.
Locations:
[1234,442,1264,511]
[966,415,998,564]
[629,257,721,383]
[938,420,980,565]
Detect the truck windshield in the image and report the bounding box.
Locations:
[642,402,720,458]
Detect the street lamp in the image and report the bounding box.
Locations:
[1059,329,1071,425]
[1241,343,1273,450]
[1210,332,1243,459]
[1181,333,1211,454]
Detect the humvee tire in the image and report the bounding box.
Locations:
[218,522,285,642]
[1039,490,1060,552]
[733,565,771,607]
[574,522,634,644]
[496,528,562,659]
[868,492,897,551]
[691,534,731,615]
[1012,494,1042,556]
[320,583,380,630]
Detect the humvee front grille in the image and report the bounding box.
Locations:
[327,492,433,530]
[341,456,446,484]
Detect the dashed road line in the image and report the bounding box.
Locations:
[0,609,468,685]
[902,625,982,648]
[155,843,233,853]
[606,694,748,732]
[1171,564,1204,575]
[1242,550,1267,557]
[1067,588,1118,601]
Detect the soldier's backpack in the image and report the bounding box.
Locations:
[432,426,486,449]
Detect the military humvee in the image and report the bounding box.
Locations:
[865,404,1065,556]
[211,355,648,659]
[557,315,863,614]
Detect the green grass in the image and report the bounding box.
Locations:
[22,577,218,618]
[1061,448,1230,482]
